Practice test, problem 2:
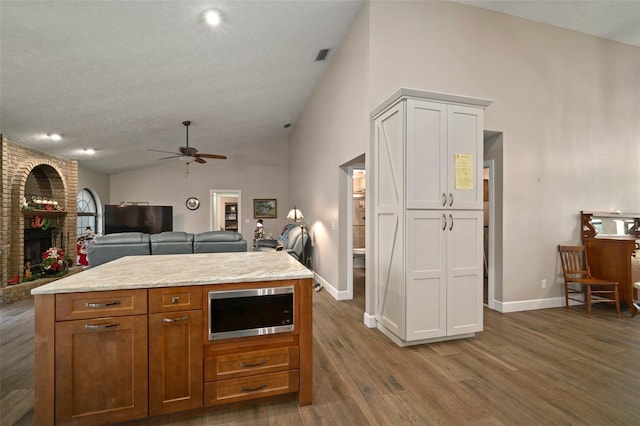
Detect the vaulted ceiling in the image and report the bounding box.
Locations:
[2,1,638,174]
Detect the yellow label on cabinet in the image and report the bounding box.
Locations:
[455,154,473,190]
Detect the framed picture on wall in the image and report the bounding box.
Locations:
[254,199,277,219]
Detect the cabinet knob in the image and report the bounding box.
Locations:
[171,296,180,304]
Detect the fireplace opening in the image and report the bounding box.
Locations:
[24,228,55,273]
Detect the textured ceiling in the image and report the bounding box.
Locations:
[0,1,364,174]
[1,1,638,174]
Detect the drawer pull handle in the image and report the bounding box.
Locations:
[163,316,188,323]
[241,359,268,368]
[240,383,267,392]
[85,322,120,330]
[86,301,121,308]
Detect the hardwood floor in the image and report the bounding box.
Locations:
[2,274,639,425]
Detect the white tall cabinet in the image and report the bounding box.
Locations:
[371,89,492,346]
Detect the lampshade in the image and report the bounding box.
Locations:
[179,155,196,165]
[287,207,304,221]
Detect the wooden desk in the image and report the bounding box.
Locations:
[584,237,639,316]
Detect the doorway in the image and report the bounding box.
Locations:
[483,130,503,311]
[209,190,242,233]
[351,168,366,311]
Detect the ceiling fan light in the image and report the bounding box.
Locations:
[179,155,196,165]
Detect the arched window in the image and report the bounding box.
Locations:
[77,188,97,237]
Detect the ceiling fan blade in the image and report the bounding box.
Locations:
[196,153,227,159]
[158,155,180,160]
[195,157,207,164]
[149,149,181,155]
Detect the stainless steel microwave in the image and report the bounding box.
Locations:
[208,286,294,340]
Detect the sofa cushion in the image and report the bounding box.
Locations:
[194,231,243,242]
[86,232,151,267]
[193,231,246,253]
[151,231,194,255]
[93,232,150,245]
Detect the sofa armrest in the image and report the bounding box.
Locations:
[256,239,279,250]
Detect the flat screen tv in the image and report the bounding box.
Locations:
[104,205,173,235]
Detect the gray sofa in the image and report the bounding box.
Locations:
[87,231,247,267]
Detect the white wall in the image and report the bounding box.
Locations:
[109,138,290,245]
[290,1,640,308]
[78,165,109,207]
[288,2,370,294]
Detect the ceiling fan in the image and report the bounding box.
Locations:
[150,121,227,164]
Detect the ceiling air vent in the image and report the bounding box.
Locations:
[315,49,330,62]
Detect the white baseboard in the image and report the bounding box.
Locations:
[313,272,353,300]
[493,296,581,313]
[363,312,376,328]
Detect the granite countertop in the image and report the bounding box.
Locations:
[31,251,314,295]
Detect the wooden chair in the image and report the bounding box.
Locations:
[558,245,621,318]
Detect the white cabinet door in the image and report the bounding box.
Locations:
[406,99,447,210]
[406,211,447,341]
[446,210,483,335]
[406,210,482,341]
[406,100,483,210]
[446,105,483,210]
[374,101,405,337]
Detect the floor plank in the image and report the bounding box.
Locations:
[1,271,639,425]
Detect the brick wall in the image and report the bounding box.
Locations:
[1,135,78,301]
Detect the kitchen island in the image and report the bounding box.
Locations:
[32,251,314,425]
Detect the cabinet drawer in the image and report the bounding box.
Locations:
[204,346,299,381]
[148,286,202,313]
[204,370,299,406]
[56,289,147,321]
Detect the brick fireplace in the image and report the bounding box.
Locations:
[1,135,78,301]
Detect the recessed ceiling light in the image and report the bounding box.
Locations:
[49,133,62,141]
[204,10,222,26]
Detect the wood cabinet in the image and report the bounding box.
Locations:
[371,89,491,346]
[53,290,148,425]
[584,237,639,316]
[202,279,312,407]
[581,211,640,315]
[148,287,203,416]
[34,274,312,425]
[204,345,300,406]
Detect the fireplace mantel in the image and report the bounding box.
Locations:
[21,210,67,218]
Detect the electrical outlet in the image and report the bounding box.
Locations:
[541,279,547,289]
[331,222,336,231]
